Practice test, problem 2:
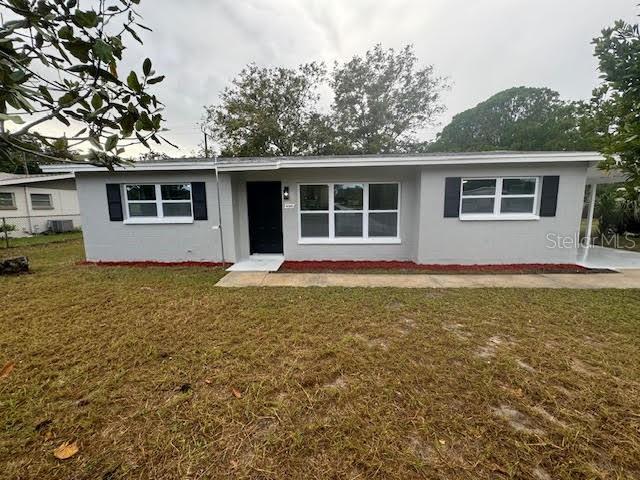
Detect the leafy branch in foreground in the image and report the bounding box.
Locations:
[0,0,170,169]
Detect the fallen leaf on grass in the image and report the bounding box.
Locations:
[0,362,15,379]
[204,379,212,385]
[44,431,55,441]
[231,387,242,398]
[53,441,79,460]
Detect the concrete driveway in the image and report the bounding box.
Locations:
[578,246,640,270]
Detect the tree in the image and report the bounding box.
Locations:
[591,19,640,191]
[430,87,594,152]
[331,44,447,154]
[203,44,448,157]
[203,63,326,157]
[0,0,168,169]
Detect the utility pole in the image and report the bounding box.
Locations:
[202,127,209,159]
[23,152,29,176]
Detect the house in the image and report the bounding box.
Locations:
[0,173,81,237]
[41,151,610,268]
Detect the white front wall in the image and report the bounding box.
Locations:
[76,161,590,265]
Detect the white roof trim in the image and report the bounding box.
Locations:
[40,152,604,174]
[41,161,215,173]
[216,152,603,171]
[0,173,75,186]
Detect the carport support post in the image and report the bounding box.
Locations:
[585,183,597,248]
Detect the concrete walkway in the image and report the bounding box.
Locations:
[215,269,640,289]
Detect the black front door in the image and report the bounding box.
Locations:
[247,181,284,254]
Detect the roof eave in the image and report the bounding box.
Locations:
[0,173,75,186]
[216,152,604,172]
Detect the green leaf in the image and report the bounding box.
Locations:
[92,39,113,63]
[88,134,101,149]
[9,70,27,83]
[105,134,118,151]
[143,58,152,76]
[58,92,77,106]
[0,113,25,124]
[58,25,74,40]
[91,94,103,110]
[74,10,99,28]
[127,71,141,93]
[147,76,165,85]
[38,86,54,103]
[63,40,91,62]
[124,24,142,44]
[55,113,71,127]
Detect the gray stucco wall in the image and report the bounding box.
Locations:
[416,162,588,264]
[76,162,589,265]
[76,170,232,262]
[229,167,421,261]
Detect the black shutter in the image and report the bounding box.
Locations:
[106,184,123,221]
[444,177,462,218]
[539,176,559,217]
[192,182,208,220]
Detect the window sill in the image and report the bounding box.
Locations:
[298,237,401,245]
[32,207,54,210]
[124,217,194,225]
[459,214,540,221]
[0,207,17,210]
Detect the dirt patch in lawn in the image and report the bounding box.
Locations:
[1,240,640,479]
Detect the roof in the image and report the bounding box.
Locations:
[40,151,604,174]
[0,173,75,186]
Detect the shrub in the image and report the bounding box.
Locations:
[0,222,16,234]
[596,185,640,235]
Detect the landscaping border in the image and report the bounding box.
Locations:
[79,260,225,268]
[279,260,598,274]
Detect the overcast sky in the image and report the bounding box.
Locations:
[35,0,640,157]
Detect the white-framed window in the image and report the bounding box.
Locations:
[30,193,53,209]
[0,192,16,209]
[460,177,539,220]
[298,182,400,243]
[124,183,193,224]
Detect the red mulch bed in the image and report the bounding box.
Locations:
[79,260,224,268]
[279,260,593,274]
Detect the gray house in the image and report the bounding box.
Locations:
[43,151,607,269]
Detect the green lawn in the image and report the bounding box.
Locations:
[0,231,83,249]
[1,240,639,479]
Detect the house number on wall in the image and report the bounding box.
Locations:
[284,203,295,209]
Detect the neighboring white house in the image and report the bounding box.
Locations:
[0,173,81,237]
[41,151,618,268]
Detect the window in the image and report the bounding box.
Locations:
[299,182,400,242]
[0,192,16,209]
[30,193,52,209]
[460,177,539,219]
[125,184,192,222]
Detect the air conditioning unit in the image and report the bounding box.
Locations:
[48,219,74,233]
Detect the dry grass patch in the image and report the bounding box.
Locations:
[1,240,640,478]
